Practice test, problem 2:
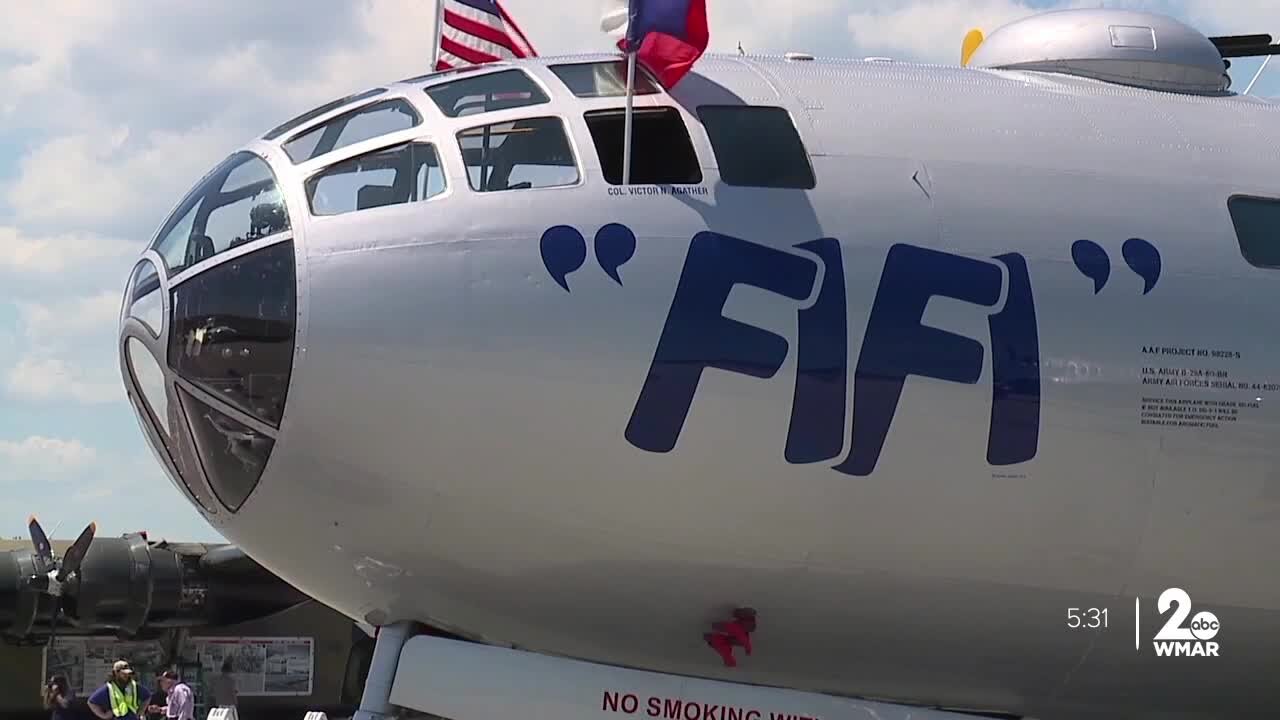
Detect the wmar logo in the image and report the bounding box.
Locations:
[1153,588,1220,657]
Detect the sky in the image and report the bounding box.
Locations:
[2,0,1278,546]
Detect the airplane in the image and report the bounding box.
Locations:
[7,6,1280,719]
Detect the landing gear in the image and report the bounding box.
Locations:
[352,621,415,720]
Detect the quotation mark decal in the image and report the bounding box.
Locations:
[1071,238,1161,295]
[540,223,637,292]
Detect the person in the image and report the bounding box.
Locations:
[208,659,237,710]
[43,674,75,720]
[86,660,153,720]
[158,671,194,720]
[143,675,167,720]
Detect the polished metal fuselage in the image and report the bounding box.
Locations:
[129,53,1280,719]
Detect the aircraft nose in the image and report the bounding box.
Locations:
[119,234,297,517]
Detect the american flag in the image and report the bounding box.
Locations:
[435,0,537,70]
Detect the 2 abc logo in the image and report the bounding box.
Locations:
[1153,588,1220,657]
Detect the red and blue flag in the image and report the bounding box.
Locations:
[617,0,709,88]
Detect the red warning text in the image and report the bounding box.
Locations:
[602,691,821,720]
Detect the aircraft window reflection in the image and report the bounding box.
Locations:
[425,69,549,118]
[1228,195,1280,269]
[178,385,274,513]
[697,106,816,189]
[550,61,660,98]
[458,117,579,192]
[306,142,446,216]
[264,87,388,140]
[584,107,702,185]
[151,152,292,276]
[127,259,164,337]
[127,337,171,443]
[283,99,422,164]
[169,241,297,428]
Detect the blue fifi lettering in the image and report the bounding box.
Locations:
[625,232,818,453]
[624,232,1041,475]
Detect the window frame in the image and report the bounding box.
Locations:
[455,114,584,194]
[281,97,424,165]
[695,105,817,190]
[302,139,451,218]
[1227,194,1280,270]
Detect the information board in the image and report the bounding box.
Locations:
[42,636,314,699]
[182,636,315,696]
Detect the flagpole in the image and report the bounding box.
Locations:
[622,48,636,186]
[432,0,445,69]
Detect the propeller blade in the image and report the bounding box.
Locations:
[962,28,984,67]
[27,515,54,571]
[55,522,97,582]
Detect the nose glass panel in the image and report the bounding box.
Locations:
[124,336,220,514]
[125,259,163,337]
[126,337,171,441]
[168,240,297,428]
[178,386,275,513]
[150,151,291,277]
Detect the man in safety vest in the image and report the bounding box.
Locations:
[87,660,155,720]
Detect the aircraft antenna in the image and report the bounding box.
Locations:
[1244,55,1272,95]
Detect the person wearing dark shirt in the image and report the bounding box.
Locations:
[143,674,167,720]
[44,674,75,720]
[87,661,153,720]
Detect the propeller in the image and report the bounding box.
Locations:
[962,28,984,67]
[21,515,96,645]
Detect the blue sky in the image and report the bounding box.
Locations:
[2,0,1278,545]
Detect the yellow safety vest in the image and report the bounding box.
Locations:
[107,681,139,717]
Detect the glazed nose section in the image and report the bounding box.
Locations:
[120,156,298,516]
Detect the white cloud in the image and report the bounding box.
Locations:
[4,291,126,407]
[845,0,1062,64]
[5,356,122,405]
[0,225,136,275]
[15,291,120,341]
[0,435,98,476]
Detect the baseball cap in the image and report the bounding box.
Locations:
[112,661,132,674]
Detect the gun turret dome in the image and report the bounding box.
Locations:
[968,9,1229,95]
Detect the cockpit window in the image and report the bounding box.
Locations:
[697,106,815,189]
[550,61,661,98]
[1228,195,1280,269]
[458,116,579,192]
[151,152,291,276]
[306,142,446,216]
[282,98,423,164]
[584,107,702,185]
[263,87,388,140]
[425,68,549,118]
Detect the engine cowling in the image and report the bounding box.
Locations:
[0,534,308,642]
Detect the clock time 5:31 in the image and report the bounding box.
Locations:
[1068,607,1108,629]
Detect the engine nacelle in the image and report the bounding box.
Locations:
[0,534,308,642]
